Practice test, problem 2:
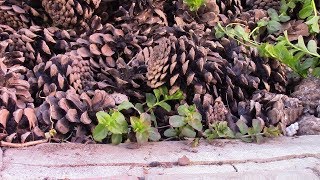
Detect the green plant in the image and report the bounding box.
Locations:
[204,121,235,140]
[183,0,205,11]
[93,111,128,144]
[235,119,281,143]
[164,104,203,138]
[215,23,320,77]
[280,0,319,33]
[92,86,184,144]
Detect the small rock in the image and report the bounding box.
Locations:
[178,155,190,166]
[297,115,320,135]
[149,161,161,167]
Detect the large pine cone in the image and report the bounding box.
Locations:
[0,57,45,143]
[1,26,78,69]
[36,89,126,142]
[245,0,281,11]
[32,53,94,97]
[42,0,101,32]
[238,90,303,134]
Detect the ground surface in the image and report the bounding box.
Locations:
[0,135,320,179]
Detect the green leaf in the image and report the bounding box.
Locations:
[158,101,171,112]
[117,101,134,111]
[240,136,253,143]
[177,104,190,116]
[234,25,249,41]
[306,16,320,33]
[148,128,161,141]
[96,111,111,125]
[297,36,309,52]
[267,8,280,21]
[136,131,149,144]
[181,126,196,138]
[153,89,161,101]
[93,124,109,142]
[214,25,225,38]
[169,115,186,127]
[164,128,177,137]
[111,134,122,145]
[279,15,291,22]
[146,93,156,108]
[298,5,313,19]
[188,118,203,131]
[312,67,320,77]
[267,20,282,34]
[255,134,264,144]
[140,113,152,124]
[257,19,268,27]
[307,40,318,54]
[236,119,249,134]
[135,103,144,114]
[108,111,128,134]
[166,89,184,100]
[299,58,315,71]
[252,119,263,133]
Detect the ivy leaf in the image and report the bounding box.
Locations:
[93,124,109,142]
[236,119,249,134]
[148,128,161,141]
[111,134,122,145]
[158,101,171,112]
[146,93,156,108]
[181,126,196,138]
[169,115,186,127]
[117,101,134,111]
[298,5,313,19]
[164,128,177,137]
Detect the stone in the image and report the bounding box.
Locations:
[298,115,320,135]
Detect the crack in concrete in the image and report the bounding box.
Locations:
[4,153,320,169]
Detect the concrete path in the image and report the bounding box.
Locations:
[0,135,320,179]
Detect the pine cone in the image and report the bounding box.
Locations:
[0,56,45,142]
[42,0,101,32]
[32,53,94,97]
[238,90,303,134]
[2,25,78,69]
[36,89,125,141]
[246,0,281,11]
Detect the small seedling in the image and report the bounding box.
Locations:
[164,104,203,138]
[235,118,281,143]
[204,121,235,140]
[183,0,205,11]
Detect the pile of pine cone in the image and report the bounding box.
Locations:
[0,0,309,143]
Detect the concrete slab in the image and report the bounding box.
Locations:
[0,135,319,179]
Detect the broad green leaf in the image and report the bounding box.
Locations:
[96,111,111,125]
[312,67,320,77]
[297,36,309,52]
[234,25,249,41]
[117,101,134,111]
[267,8,280,21]
[177,104,190,116]
[252,119,262,133]
[111,134,122,145]
[306,16,320,33]
[298,5,313,19]
[299,58,315,71]
[255,134,264,144]
[136,131,149,144]
[236,119,249,134]
[146,93,156,108]
[307,40,318,54]
[140,113,152,124]
[164,128,177,137]
[135,103,144,114]
[181,126,196,138]
[225,129,235,138]
[257,19,268,27]
[279,15,291,22]
[192,112,202,121]
[240,136,253,143]
[148,128,161,141]
[153,89,161,101]
[167,89,184,100]
[267,20,282,34]
[93,124,109,142]
[158,101,171,112]
[188,118,203,131]
[130,116,140,130]
[214,26,225,38]
[169,115,186,127]
[107,111,128,134]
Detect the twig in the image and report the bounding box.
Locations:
[0,139,48,148]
